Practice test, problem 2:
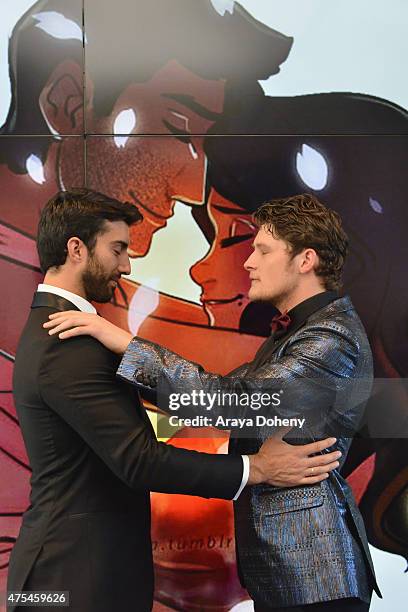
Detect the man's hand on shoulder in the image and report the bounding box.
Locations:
[247,429,341,487]
[44,311,133,355]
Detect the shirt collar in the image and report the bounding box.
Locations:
[37,284,97,314]
[286,290,339,329]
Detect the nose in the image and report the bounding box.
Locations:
[119,253,132,276]
[244,251,256,271]
[190,256,211,287]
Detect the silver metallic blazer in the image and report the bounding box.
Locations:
[117,296,381,607]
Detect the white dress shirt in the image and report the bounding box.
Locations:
[37,283,250,499]
[37,284,97,314]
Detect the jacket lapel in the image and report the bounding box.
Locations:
[247,296,352,372]
[268,316,309,356]
[246,319,306,374]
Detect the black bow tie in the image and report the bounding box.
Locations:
[270,311,291,334]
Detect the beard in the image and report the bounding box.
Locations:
[248,262,298,310]
[82,253,117,303]
[249,282,296,310]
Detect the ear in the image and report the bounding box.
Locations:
[39,60,84,134]
[66,236,87,265]
[300,248,319,274]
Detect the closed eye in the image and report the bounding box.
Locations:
[162,119,192,144]
[220,233,254,248]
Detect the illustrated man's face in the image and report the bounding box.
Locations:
[55,61,225,258]
[244,225,300,308]
[190,192,256,328]
[82,220,131,302]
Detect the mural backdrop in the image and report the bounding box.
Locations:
[1,1,407,611]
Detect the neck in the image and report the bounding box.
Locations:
[43,270,86,299]
[275,285,326,313]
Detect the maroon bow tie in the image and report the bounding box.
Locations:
[271,311,291,334]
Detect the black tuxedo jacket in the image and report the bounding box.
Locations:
[7,292,242,612]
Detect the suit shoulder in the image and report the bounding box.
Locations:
[40,334,121,380]
[296,301,371,358]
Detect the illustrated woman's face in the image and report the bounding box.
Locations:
[190,190,256,329]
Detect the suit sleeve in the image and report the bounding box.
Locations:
[117,322,371,439]
[38,335,243,499]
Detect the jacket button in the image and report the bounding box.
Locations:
[135,372,144,383]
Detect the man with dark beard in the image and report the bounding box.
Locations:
[7,188,340,612]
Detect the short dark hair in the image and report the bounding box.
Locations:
[37,188,142,273]
[254,194,348,291]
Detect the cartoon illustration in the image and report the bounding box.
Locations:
[1,1,407,609]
